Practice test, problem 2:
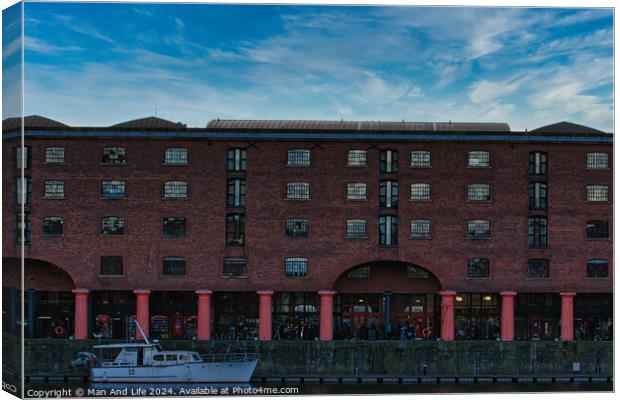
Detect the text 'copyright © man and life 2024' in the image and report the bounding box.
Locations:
[25,386,300,397]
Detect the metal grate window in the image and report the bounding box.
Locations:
[163,256,186,276]
[45,147,65,163]
[44,180,65,199]
[163,217,186,236]
[468,151,490,167]
[586,259,608,278]
[101,216,124,236]
[164,148,188,165]
[347,183,367,200]
[468,183,490,201]
[527,259,549,279]
[286,182,310,200]
[410,219,430,239]
[586,152,608,170]
[227,179,246,207]
[407,265,430,279]
[410,151,431,167]
[528,216,547,248]
[287,149,311,166]
[347,265,370,279]
[529,152,547,175]
[467,258,490,278]
[100,256,123,276]
[164,181,188,198]
[586,220,609,239]
[223,258,247,277]
[347,150,367,167]
[102,180,125,199]
[102,147,126,164]
[285,258,308,278]
[467,220,490,239]
[285,218,309,237]
[227,148,247,171]
[43,216,63,236]
[587,185,608,202]
[411,183,431,201]
[346,219,367,238]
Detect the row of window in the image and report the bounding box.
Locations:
[14,178,610,205]
[21,213,609,245]
[96,255,610,279]
[15,146,610,171]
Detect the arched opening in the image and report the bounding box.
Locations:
[333,261,442,340]
[2,258,76,338]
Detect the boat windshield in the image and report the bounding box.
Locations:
[192,354,201,361]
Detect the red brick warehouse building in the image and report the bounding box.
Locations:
[2,116,613,343]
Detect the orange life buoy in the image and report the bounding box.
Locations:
[54,326,65,337]
[422,327,431,339]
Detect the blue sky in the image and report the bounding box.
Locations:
[4,3,614,131]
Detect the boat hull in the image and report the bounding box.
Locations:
[90,360,258,383]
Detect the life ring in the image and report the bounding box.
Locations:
[54,326,65,337]
[422,327,431,339]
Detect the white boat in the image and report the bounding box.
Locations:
[74,321,259,383]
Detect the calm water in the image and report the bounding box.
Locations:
[22,382,613,397]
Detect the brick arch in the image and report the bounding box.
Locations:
[333,260,442,293]
[2,257,76,291]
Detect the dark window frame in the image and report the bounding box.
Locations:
[44,147,65,164]
[586,220,609,239]
[586,259,609,279]
[43,216,64,236]
[227,148,247,171]
[410,219,430,239]
[285,218,309,238]
[226,213,245,246]
[164,180,188,199]
[527,259,549,279]
[102,147,127,165]
[528,216,548,248]
[379,150,399,173]
[163,217,186,237]
[467,258,490,279]
[529,182,547,210]
[379,180,399,208]
[163,256,186,276]
[101,180,126,199]
[164,147,188,165]
[287,149,311,167]
[100,256,124,276]
[467,219,491,239]
[379,215,398,246]
[346,219,367,238]
[223,257,247,277]
[284,257,308,278]
[100,216,125,236]
[528,152,548,175]
[227,178,246,207]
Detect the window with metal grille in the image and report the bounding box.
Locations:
[379,180,398,208]
[15,177,32,205]
[380,150,398,173]
[43,216,63,236]
[102,180,125,199]
[379,215,398,246]
[16,213,31,243]
[347,150,367,167]
[284,258,308,278]
[527,259,549,278]
[164,148,188,165]
[287,149,311,166]
[223,258,247,277]
[407,265,430,279]
[102,147,126,164]
[529,182,547,210]
[163,217,186,236]
[467,183,490,201]
[164,181,187,198]
[347,183,367,200]
[467,258,490,278]
[410,219,430,239]
[586,220,608,239]
[227,179,246,207]
[286,182,310,200]
[411,183,431,201]
[346,219,367,238]
[285,218,309,237]
[528,216,547,248]
[586,259,608,278]
[226,213,245,246]
[15,146,31,170]
[100,256,123,276]
[347,265,370,279]
[101,216,124,236]
[163,256,186,276]
[468,151,490,167]
[586,152,608,170]
[467,220,490,239]
[45,147,65,163]
[411,151,431,167]
[528,152,547,175]
[227,148,247,171]
[587,185,608,202]
[44,180,65,199]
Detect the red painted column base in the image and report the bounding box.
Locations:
[72,288,89,340]
[439,290,456,341]
[257,290,274,341]
[196,290,212,340]
[134,289,151,340]
[560,292,576,341]
[319,290,336,341]
[500,291,517,341]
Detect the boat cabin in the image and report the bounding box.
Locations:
[93,343,202,367]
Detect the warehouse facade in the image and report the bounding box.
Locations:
[2,116,613,342]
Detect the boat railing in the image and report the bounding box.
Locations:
[200,352,259,363]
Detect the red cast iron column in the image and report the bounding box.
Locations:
[500,291,517,341]
[133,289,151,339]
[72,288,89,340]
[319,290,336,341]
[195,290,212,340]
[560,292,576,341]
[439,290,456,341]
[257,290,274,341]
